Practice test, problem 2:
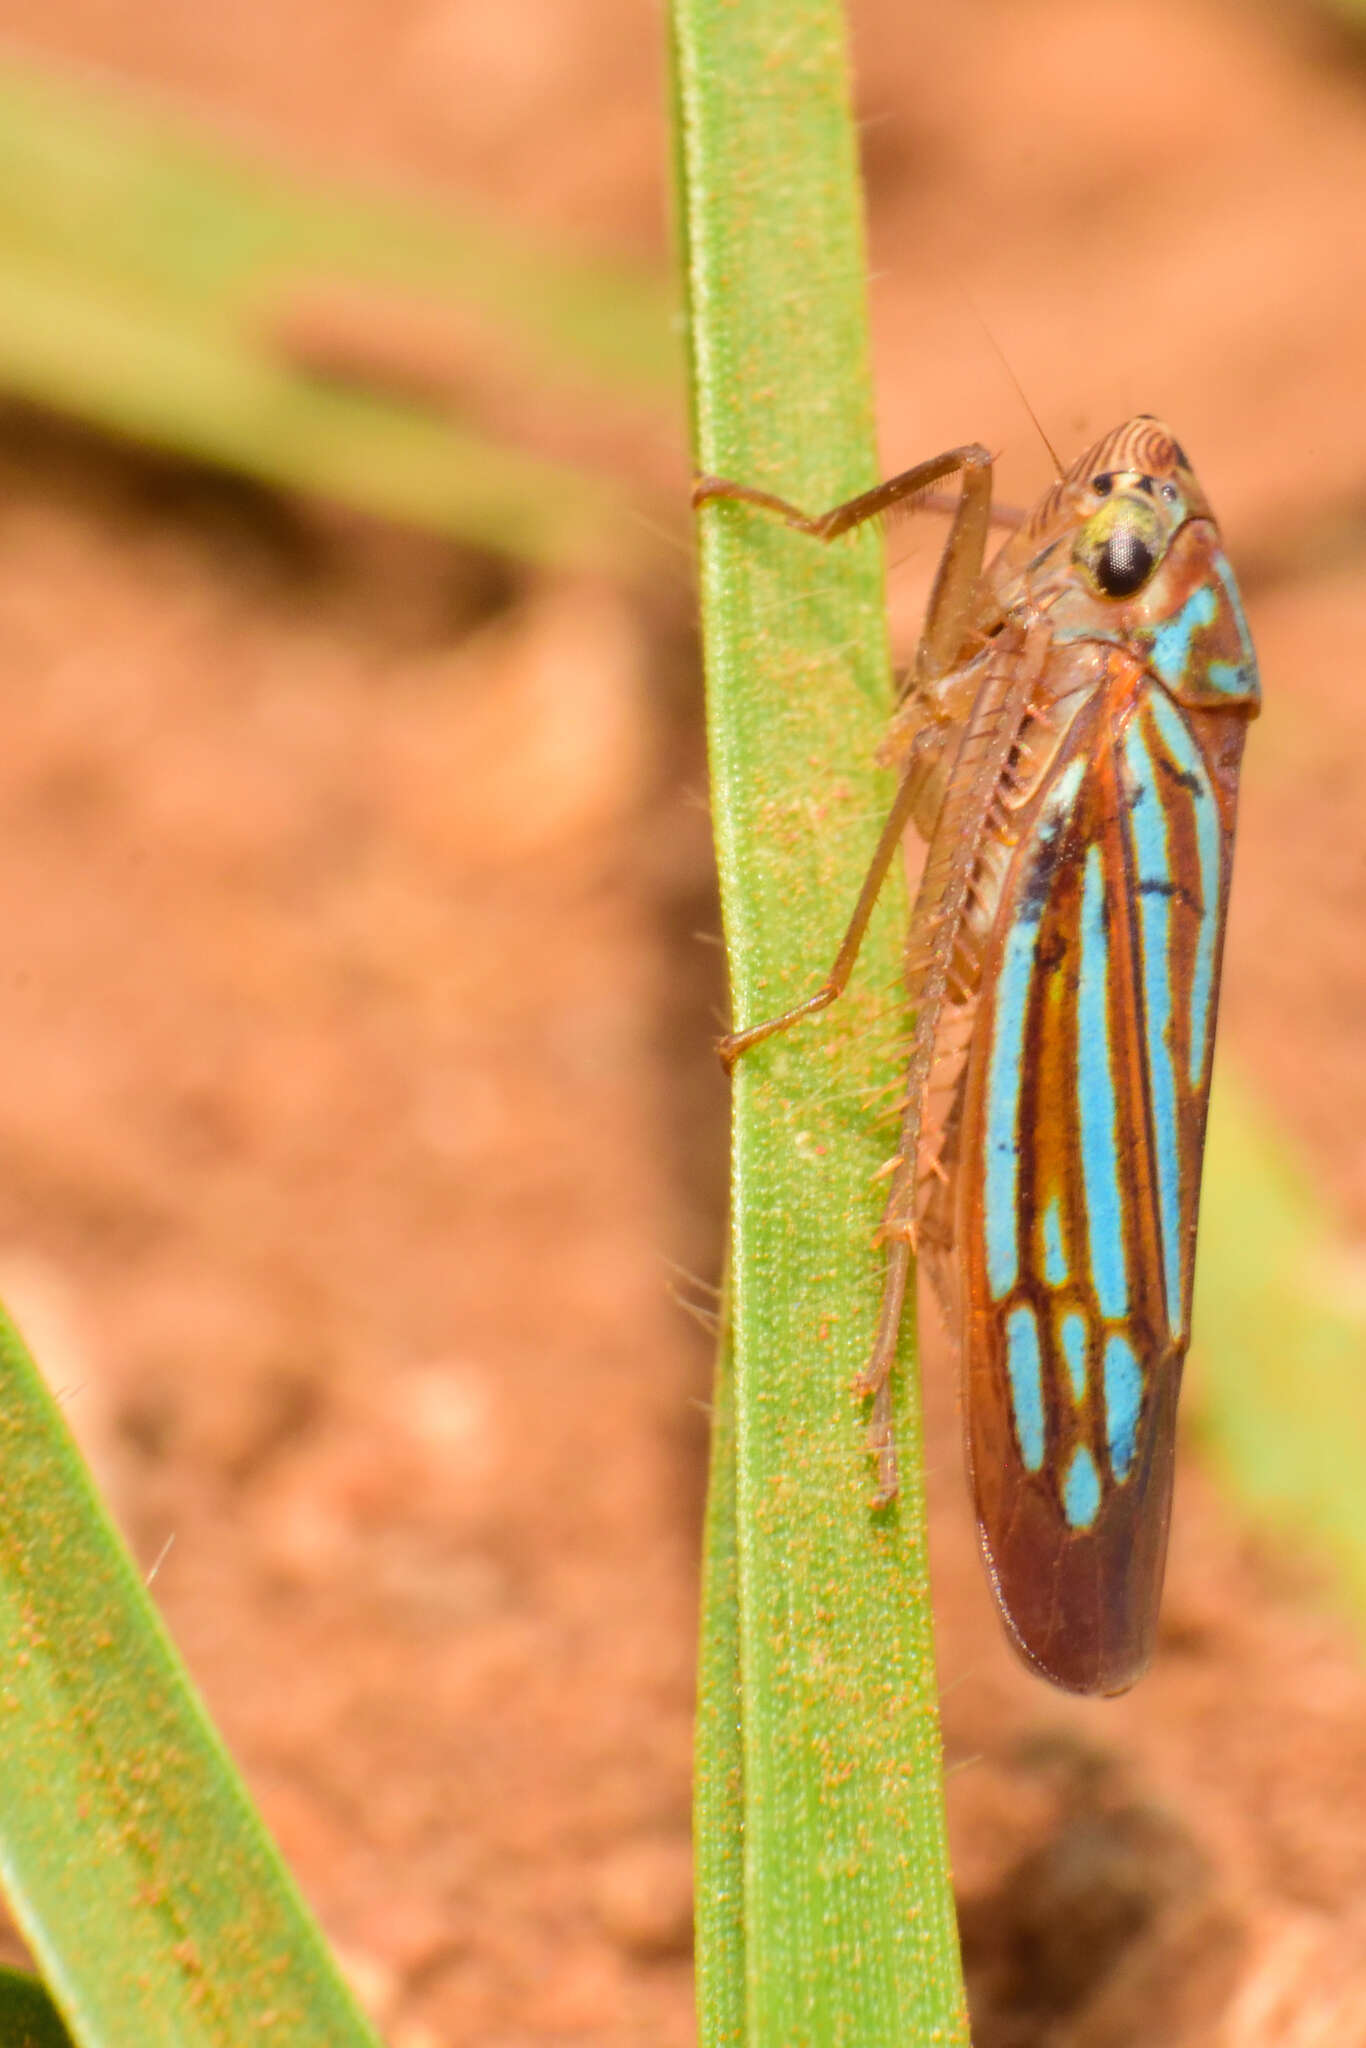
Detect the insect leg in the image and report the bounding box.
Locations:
[701,442,1018,1511]
[708,444,996,1074]
[861,1237,912,1504]
[859,649,1049,1497]
[693,443,992,543]
[717,764,921,1072]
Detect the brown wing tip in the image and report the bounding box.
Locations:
[998,1605,1154,1698]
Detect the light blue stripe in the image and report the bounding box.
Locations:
[1062,1446,1102,1529]
[983,757,1087,1299]
[1103,1333,1144,1481]
[1060,1310,1087,1402]
[1005,1304,1046,1473]
[1042,1198,1067,1285]
[1148,689,1221,1085]
[1143,583,1216,693]
[1077,847,1128,1318]
[1208,553,1260,705]
[1123,721,1184,1336]
[984,921,1036,1300]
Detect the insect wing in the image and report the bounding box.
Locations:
[958,661,1244,1694]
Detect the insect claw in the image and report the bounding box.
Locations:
[863,1380,900,1503]
[870,1460,900,1508]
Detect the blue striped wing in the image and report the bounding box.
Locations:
[957,661,1245,1694]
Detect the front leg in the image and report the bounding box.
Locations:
[697,443,997,1071]
[717,764,922,1073]
[875,710,958,845]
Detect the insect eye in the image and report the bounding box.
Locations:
[1091,473,1113,496]
[1074,496,1165,601]
[1161,481,1178,506]
[1096,525,1156,597]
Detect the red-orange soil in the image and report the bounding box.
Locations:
[0,2,1361,2042]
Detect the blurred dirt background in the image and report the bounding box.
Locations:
[0,2,1361,2044]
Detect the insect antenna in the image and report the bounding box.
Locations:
[954,284,1065,482]
[997,352,1065,484]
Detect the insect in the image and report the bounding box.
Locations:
[695,418,1259,1695]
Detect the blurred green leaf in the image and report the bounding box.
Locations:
[1315,0,1366,26]
[1194,1073,1366,1629]
[672,0,969,2040]
[0,1306,381,2047]
[0,52,679,564]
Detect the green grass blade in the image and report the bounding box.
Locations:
[0,1306,381,2048]
[1194,1073,1366,1627]
[0,52,678,563]
[693,1309,745,2048]
[672,3,969,2042]
[0,257,617,566]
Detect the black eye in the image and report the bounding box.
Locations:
[1161,481,1178,505]
[1091,472,1113,496]
[1096,525,1155,597]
